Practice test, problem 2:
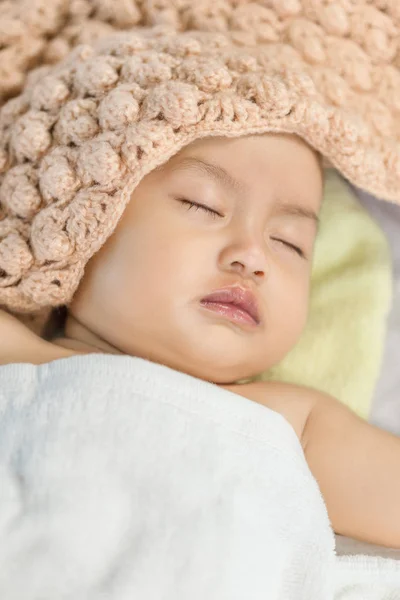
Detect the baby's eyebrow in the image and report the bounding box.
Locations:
[171,156,248,197]
[274,201,320,228]
[172,156,320,227]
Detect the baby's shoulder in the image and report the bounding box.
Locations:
[221,379,320,447]
[0,308,74,365]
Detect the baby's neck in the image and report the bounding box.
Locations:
[52,314,123,356]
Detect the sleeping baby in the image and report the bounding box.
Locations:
[0,25,400,552]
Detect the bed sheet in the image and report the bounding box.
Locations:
[353,187,400,437]
[335,184,400,560]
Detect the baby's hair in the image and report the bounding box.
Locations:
[42,305,68,341]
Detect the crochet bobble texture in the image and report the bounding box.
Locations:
[1,0,400,105]
[0,0,399,318]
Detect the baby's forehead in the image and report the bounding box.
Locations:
[161,133,323,170]
[158,142,323,186]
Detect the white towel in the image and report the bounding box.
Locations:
[0,354,398,598]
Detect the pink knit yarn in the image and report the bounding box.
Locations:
[0,0,399,319]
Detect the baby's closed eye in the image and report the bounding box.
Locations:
[176,197,306,257]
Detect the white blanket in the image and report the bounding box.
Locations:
[0,354,399,599]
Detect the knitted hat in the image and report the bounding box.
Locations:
[0,4,400,317]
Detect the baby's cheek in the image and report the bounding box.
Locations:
[293,295,310,340]
[277,280,309,334]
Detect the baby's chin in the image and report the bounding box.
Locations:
[134,348,267,385]
[135,335,274,384]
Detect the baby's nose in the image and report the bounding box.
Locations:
[225,237,268,280]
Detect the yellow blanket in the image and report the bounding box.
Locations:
[254,170,392,420]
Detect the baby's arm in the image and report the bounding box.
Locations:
[303,389,400,549]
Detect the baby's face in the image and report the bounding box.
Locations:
[63,133,323,383]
